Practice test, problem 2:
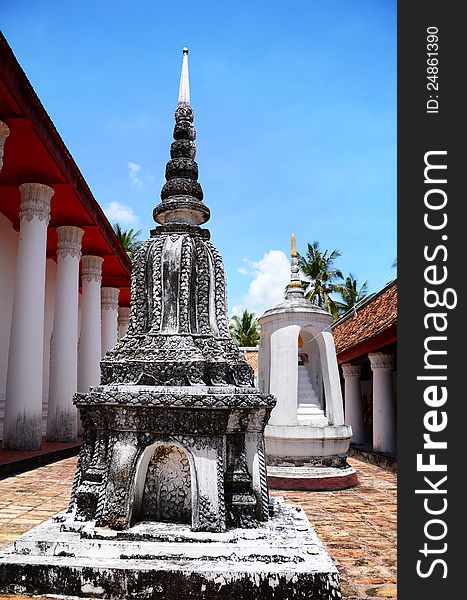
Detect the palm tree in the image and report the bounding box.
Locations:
[113,223,143,260]
[229,309,260,347]
[297,241,344,318]
[335,274,368,316]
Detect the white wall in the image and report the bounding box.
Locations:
[0,214,18,440]
[268,323,301,426]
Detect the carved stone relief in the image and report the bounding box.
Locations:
[70,62,276,534]
[140,445,191,524]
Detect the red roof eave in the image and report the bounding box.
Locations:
[332,280,397,362]
[0,32,131,304]
[336,323,397,364]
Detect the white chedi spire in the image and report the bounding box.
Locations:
[178,47,190,105]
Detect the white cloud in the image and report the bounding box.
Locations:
[236,266,249,275]
[128,161,156,189]
[231,304,244,317]
[128,162,144,188]
[103,201,139,225]
[232,250,290,317]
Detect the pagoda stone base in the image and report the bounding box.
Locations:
[0,498,341,600]
[268,465,357,491]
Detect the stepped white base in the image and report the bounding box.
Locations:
[296,403,329,427]
[297,365,320,405]
[265,424,352,461]
[0,498,341,600]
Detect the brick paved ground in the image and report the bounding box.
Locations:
[272,460,397,599]
[0,456,396,599]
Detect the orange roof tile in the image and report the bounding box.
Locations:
[332,280,397,359]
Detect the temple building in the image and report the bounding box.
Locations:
[0,33,131,450]
[333,279,397,458]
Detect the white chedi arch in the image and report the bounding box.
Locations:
[257,237,351,464]
[296,328,327,427]
[258,308,351,462]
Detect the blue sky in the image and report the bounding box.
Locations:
[2,0,396,315]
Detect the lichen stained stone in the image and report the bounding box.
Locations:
[68,48,275,536]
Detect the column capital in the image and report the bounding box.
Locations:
[19,183,54,224]
[118,306,130,340]
[118,306,130,323]
[81,255,103,284]
[369,352,394,371]
[56,226,84,259]
[0,120,10,171]
[101,287,119,311]
[341,363,362,378]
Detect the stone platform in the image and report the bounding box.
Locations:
[0,498,340,599]
[268,465,357,491]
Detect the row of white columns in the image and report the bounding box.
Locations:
[341,353,396,455]
[0,177,129,450]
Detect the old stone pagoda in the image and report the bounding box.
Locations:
[71,47,274,533]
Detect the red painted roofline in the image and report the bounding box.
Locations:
[0,31,131,276]
[336,324,397,363]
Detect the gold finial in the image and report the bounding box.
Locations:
[291,232,297,257]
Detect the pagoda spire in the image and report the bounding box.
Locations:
[178,47,190,105]
[153,48,210,228]
[291,232,297,257]
[286,232,305,299]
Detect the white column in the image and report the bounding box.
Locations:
[118,306,130,340]
[317,330,345,426]
[341,363,365,444]
[3,183,54,450]
[369,352,396,454]
[0,121,10,172]
[46,226,84,442]
[78,256,103,394]
[101,287,119,356]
